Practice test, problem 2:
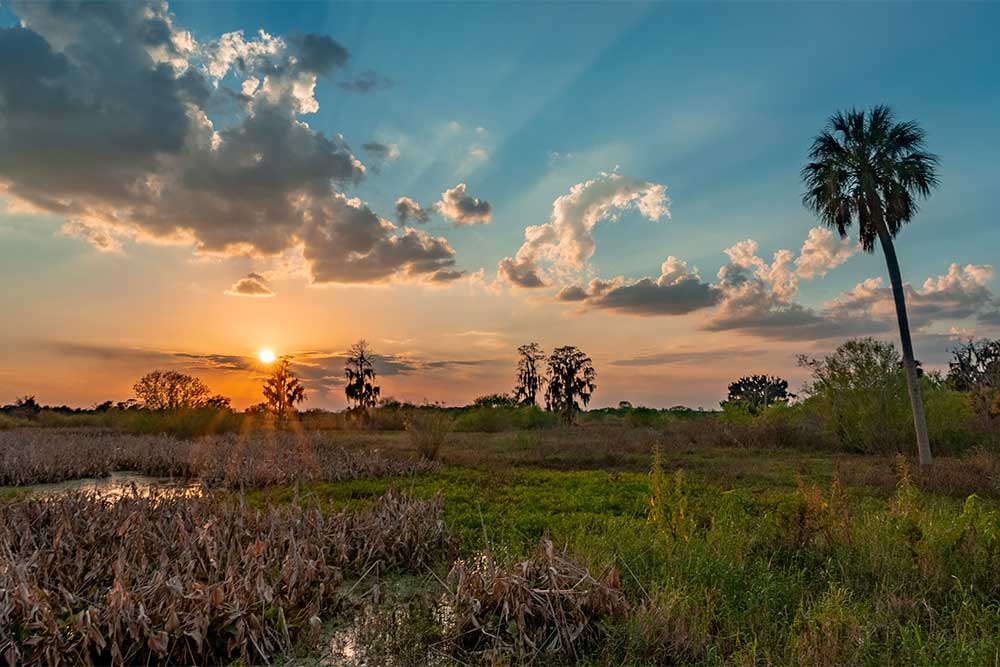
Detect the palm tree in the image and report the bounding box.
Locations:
[802,105,939,465]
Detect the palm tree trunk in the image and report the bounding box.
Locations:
[876,223,933,465]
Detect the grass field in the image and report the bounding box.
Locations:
[3,425,1000,665]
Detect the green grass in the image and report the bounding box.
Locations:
[244,432,1000,665]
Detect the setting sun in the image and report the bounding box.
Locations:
[258,349,276,364]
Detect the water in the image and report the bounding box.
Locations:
[7,470,203,499]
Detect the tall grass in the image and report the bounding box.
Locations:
[0,430,438,487]
[0,489,452,666]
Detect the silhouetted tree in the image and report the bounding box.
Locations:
[133,371,218,410]
[948,338,1000,418]
[345,340,380,410]
[10,395,41,420]
[721,375,794,415]
[262,357,306,426]
[803,106,939,465]
[472,393,518,409]
[514,342,546,406]
[544,346,596,425]
[948,339,1000,392]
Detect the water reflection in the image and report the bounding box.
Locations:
[11,471,202,499]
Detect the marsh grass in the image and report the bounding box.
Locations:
[0,489,452,666]
[0,429,437,487]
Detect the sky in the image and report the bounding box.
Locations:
[1,0,999,410]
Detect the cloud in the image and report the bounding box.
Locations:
[609,347,760,367]
[435,183,492,225]
[557,258,719,316]
[826,263,996,329]
[226,272,274,297]
[337,69,392,92]
[0,0,464,286]
[794,227,857,279]
[395,196,430,225]
[498,170,669,288]
[362,141,400,161]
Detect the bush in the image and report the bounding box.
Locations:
[406,410,452,461]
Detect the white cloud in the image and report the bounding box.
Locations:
[498,170,669,287]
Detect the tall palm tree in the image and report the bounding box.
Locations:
[802,105,939,465]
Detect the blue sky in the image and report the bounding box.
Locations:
[1,1,998,408]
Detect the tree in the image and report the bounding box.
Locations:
[721,375,794,415]
[472,393,518,409]
[344,340,380,410]
[798,338,911,453]
[133,370,219,410]
[262,357,306,426]
[948,338,1000,418]
[514,342,546,406]
[544,346,596,425]
[803,106,939,465]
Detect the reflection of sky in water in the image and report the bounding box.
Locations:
[14,471,202,500]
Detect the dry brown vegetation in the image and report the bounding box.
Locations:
[0,429,437,487]
[0,488,452,666]
[446,536,628,660]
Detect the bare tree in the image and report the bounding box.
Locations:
[345,340,381,410]
[133,370,218,410]
[544,346,596,425]
[262,357,306,426]
[514,342,545,406]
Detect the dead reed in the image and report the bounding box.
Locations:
[0,429,438,488]
[0,488,451,666]
[446,536,627,660]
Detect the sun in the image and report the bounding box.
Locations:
[258,348,276,364]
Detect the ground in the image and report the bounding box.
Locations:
[4,425,1000,665]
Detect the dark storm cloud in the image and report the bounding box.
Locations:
[0,0,464,286]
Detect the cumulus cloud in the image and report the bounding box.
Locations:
[826,263,996,329]
[0,0,462,286]
[557,258,719,316]
[395,197,430,225]
[435,183,492,225]
[794,227,857,279]
[226,272,274,297]
[498,171,669,288]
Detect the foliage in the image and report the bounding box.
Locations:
[132,371,226,411]
[344,340,381,410]
[514,342,546,407]
[721,374,793,415]
[802,105,939,253]
[471,392,518,409]
[544,346,597,425]
[262,357,306,426]
[798,338,912,453]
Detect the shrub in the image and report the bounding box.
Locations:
[406,410,451,461]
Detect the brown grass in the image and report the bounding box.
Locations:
[0,429,438,488]
[0,488,452,666]
[446,536,627,660]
